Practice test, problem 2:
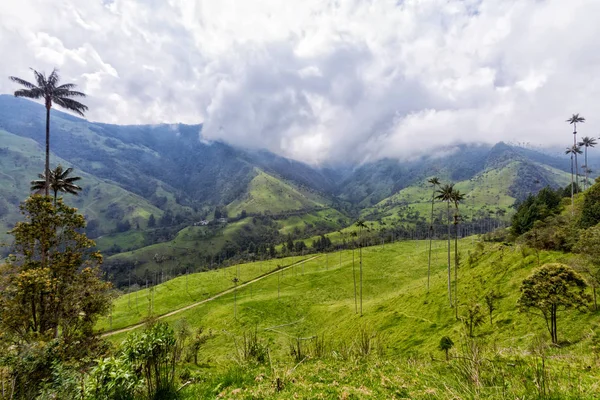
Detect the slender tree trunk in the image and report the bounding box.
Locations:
[45,104,51,197]
[360,241,363,316]
[447,202,452,307]
[585,146,589,190]
[428,187,435,291]
[454,217,459,319]
[551,305,557,344]
[574,125,579,194]
[570,154,574,208]
[352,248,357,314]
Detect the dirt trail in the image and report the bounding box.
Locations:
[101,255,320,337]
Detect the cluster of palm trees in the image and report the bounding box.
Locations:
[565,114,597,206]
[427,178,465,315]
[9,68,87,202]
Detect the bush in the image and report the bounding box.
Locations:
[87,356,140,400]
[122,322,179,400]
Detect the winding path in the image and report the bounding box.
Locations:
[100,255,321,337]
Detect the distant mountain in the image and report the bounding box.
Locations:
[0,95,583,280]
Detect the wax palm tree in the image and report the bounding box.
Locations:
[565,145,583,207]
[578,136,597,190]
[427,177,440,292]
[451,189,465,318]
[10,69,87,196]
[567,114,585,193]
[31,164,82,205]
[355,219,368,316]
[435,184,455,306]
[350,231,358,314]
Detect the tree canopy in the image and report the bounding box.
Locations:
[518,263,589,344]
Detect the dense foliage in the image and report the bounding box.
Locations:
[0,196,112,399]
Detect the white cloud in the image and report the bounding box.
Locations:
[1,0,599,165]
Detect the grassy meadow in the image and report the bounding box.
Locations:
[100,237,600,398]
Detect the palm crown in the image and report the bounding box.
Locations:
[435,184,455,202]
[10,69,88,115]
[566,113,585,128]
[565,145,583,155]
[31,165,82,204]
[428,177,440,186]
[579,136,597,148]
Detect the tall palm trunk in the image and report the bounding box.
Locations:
[428,189,435,291]
[359,229,363,316]
[45,102,51,197]
[352,248,357,314]
[574,124,579,193]
[446,202,452,307]
[454,212,459,319]
[570,153,574,208]
[584,145,589,190]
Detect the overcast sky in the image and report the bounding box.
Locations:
[1,0,599,165]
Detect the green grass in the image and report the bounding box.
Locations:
[98,255,306,332]
[101,237,600,398]
[103,238,593,355]
[95,230,146,252]
[276,208,349,235]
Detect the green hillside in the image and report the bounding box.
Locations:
[0,129,166,242]
[225,169,327,216]
[362,160,571,226]
[99,238,600,398]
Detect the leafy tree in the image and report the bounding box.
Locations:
[30,164,82,205]
[436,184,455,306]
[9,69,88,196]
[427,177,440,291]
[439,336,454,361]
[484,290,501,324]
[148,213,156,228]
[462,303,485,337]
[0,195,111,397]
[511,187,562,235]
[580,181,600,229]
[567,113,586,192]
[574,225,600,310]
[578,136,597,190]
[518,263,590,344]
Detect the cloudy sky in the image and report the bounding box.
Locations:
[1,0,599,165]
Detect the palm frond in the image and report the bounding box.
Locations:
[53,97,88,116]
[47,69,59,88]
[9,76,37,89]
[13,88,44,99]
[31,68,46,88]
[55,83,77,91]
[54,89,86,98]
[64,176,82,183]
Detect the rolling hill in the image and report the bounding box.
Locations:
[97,238,600,398]
[0,95,586,286]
